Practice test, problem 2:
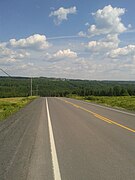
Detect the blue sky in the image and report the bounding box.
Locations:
[0,0,135,80]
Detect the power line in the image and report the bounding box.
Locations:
[0,68,34,97]
[0,68,11,77]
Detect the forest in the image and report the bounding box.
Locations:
[0,76,135,98]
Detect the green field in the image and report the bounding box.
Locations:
[68,95,135,111]
[0,96,37,121]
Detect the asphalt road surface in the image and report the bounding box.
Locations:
[0,97,135,180]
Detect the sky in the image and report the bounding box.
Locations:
[0,0,135,80]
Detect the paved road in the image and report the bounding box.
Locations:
[0,97,135,180]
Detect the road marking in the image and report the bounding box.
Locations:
[46,98,62,180]
[58,98,135,133]
[94,114,112,124]
[76,98,135,117]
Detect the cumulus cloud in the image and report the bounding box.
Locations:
[108,45,135,58]
[87,34,119,52]
[78,4,134,74]
[89,5,126,35]
[49,6,77,25]
[0,38,30,68]
[41,49,78,63]
[79,5,127,37]
[53,49,77,59]
[43,49,77,62]
[9,34,49,50]
[78,31,87,37]
[0,45,29,61]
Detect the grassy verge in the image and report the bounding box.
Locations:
[67,94,135,111]
[0,96,37,121]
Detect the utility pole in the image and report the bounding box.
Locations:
[31,77,33,96]
[36,85,38,96]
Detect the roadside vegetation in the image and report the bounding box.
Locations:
[0,96,37,121]
[0,76,135,112]
[67,94,135,111]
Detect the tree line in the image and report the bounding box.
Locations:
[0,76,135,98]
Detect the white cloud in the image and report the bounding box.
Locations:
[20,62,34,70]
[87,40,114,51]
[0,40,30,69]
[128,24,132,28]
[53,49,77,59]
[77,4,134,77]
[9,34,49,50]
[85,22,89,26]
[0,28,134,80]
[0,45,29,61]
[42,49,77,62]
[49,6,77,25]
[0,46,14,58]
[78,31,87,37]
[79,5,127,37]
[87,34,119,52]
[108,45,135,58]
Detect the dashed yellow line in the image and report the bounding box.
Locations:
[59,98,135,133]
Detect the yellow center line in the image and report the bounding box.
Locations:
[58,98,135,133]
[94,114,113,124]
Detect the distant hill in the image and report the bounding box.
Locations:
[0,76,135,97]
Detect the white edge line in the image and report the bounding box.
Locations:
[67,98,135,117]
[46,98,62,180]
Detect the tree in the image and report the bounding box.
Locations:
[113,86,121,96]
[121,88,129,96]
[108,88,113,96]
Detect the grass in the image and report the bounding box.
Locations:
[0,96,37,121]
[67,94,135,111]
